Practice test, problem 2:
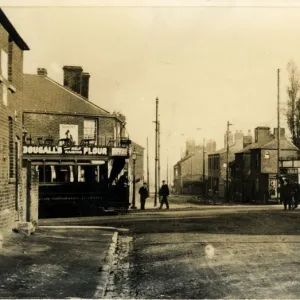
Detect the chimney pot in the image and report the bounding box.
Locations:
[37,68,47,76]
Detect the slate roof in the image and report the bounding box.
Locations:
[23,74,111,116]
[235,137,298,154]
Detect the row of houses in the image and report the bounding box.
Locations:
[173,129,252,195]
[0,9,144,240]
[173,124,299,203]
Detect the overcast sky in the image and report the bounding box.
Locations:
[3,1,300,184]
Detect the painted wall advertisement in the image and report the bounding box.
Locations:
[59,124,78,144]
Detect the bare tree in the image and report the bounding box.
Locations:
[286,60,300,147]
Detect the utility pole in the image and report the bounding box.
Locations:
[147,137,150,194]
[167,155,169,185]
[203,137,206,198]
[154,97,159,207]
[226,121,232,202]
[158,120,161,187]
[277,69,281,202]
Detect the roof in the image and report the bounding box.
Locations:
[0,9,29,50]
[131,141,145,150]
[23,74,111,116]
[235,137,299,154]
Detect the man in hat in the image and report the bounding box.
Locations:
[159,180,170,209]
[139,182,149,210]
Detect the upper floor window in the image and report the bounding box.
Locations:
[1,50,8,80]
[84,119,97,142]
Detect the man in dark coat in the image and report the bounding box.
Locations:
[281,178,293,210]
[159,180,170,209]
[139,182,149,210]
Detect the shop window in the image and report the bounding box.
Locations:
[84,119,97,143]
[54,166,71,183]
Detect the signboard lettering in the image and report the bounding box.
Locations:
[23,145,108,156]
[111,147,128,156]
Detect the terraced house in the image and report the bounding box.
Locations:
[0,9,30,239]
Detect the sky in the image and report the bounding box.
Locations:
[2,1,300,185]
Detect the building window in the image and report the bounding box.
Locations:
[3,85,7,106]
[8,37,13,82]
[1,49,8,80]
[84,119,97,142]
[8,117,14,178]
[264,151,270,159]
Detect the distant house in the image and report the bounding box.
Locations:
[173,139,216,195]
[208,130,252,197]
[231,127,298,203]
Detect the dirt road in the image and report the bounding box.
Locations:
[41,198,300,298]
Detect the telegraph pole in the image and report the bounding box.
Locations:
[147,137,150,194]
[158,120,161,187]
[167,156,169,185]
[226,121,232,202]
[277,69,281,202]
[203,137,206,198]
[154,97,159,206]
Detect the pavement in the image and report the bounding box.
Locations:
[0,227,120,299]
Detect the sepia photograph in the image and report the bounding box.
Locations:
[1,0,300,298]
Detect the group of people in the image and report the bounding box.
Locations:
[138,180,170,210]
[279,176,299,210]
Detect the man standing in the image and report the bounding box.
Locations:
[159,180,170,209]
[139,182,149,210]
[281,178,293,210]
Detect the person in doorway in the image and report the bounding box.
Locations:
[139,182,149,210]
[159,180,170,209]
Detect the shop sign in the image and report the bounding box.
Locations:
[23,145,108,156]
[111,147,128,156]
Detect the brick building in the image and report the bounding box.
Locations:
[173,139,216,194]
[22,66,135,216]
[0,9,30,238]
[231,127,298,203]
[208,130,252,197]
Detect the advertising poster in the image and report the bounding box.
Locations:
[59,124,78,145]
[269,175,278,199]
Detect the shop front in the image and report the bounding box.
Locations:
[23,143,131,217]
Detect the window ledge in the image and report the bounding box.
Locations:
[8,84,16,93]
[8,178,16,184]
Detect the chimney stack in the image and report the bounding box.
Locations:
[37,68,47,76]
[63,66,83,94]
[81,72,90,99]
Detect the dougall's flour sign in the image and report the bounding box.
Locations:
[23,145,108,156]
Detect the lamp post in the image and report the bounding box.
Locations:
[131,147,137,209]
[226,121,233,202]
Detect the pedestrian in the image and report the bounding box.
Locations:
[159,180,170,209]
[281,178,293,210]
[139,182,149,210]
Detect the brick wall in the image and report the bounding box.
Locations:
[23,112,119,145]
[261,149,298,174]
[0,25,25,236]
